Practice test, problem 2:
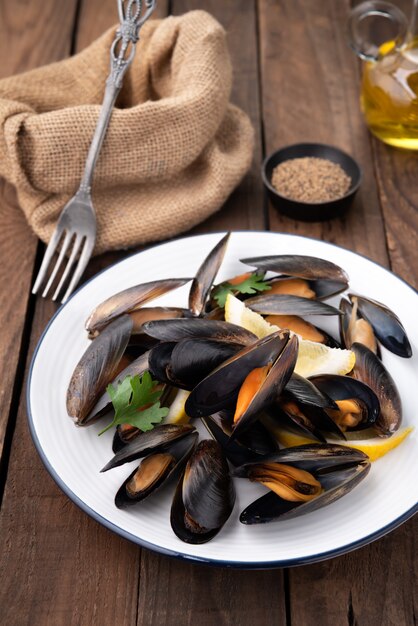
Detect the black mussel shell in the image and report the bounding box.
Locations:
[169,339,242,389]
[309,374,380,431]
[170,439,235,544]
[129,307,188,334]
[101,424,195,472]
[263,407,327,443]
[349,294,412,358]
[241,255,349,282]
[233,443,368,476]
[86,278,191,335]
[189,233,230,317]
[148,342,179,386]
[351,343,402,437]
[201,412,278,466]
[67,314,133,425]
[87,351,150,425]
[185,331,291,418]
[142,318,257,345]
[284,374,337,409]
[245,294,341,317]
[115,433,198,508]
[239,459,370,524]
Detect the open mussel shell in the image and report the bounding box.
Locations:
[115,433,198,509]
[170,439,235,544]
[245,294,341,317]
[239,458,370,524]
[339,298,379,355]
[85,278,191,335]
[231,334,299,439]
[201,412,278,466]
[233,443,367,476]
[142,318,257,345]
[262,408,328,443]
[189,233,230,317]
[67,314,133,425]
[310,374,380,431]
[241,255,349,299]
[185,330,293,419]
[101,424,196,472]
[351,342,402,437]
[86,351,150,426]
[348,294,412,358]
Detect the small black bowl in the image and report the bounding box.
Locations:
[262,143,362,221]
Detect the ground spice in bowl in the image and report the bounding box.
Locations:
[271,157,352,203]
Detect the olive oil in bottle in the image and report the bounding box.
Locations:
[361,39,418,149]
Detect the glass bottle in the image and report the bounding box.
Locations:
[348,0,418,149]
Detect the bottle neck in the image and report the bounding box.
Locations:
[408,0,418,42]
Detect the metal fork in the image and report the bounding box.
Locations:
[32,0,156,304]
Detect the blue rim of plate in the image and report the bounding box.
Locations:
[26,231,418,569]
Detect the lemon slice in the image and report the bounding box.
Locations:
[271,424,413,462]
[295,340,355,378]
[341,427,414,461]
[225,294,354,377]
[225,293,279,338]
[162,389,191,424]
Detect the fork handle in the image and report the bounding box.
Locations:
[79,0,156,194]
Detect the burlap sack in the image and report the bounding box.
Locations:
[0,10,254,254]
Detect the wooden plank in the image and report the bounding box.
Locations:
[257,1,417,625]
[0,0,79,465]
[137,556,285,626]
[174,0,265,234]
[0,2,169,625]
[372,143,418,289]
[258,0,389,264]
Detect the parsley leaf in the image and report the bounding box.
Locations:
[98,371,168,436]
[213,273,271,308]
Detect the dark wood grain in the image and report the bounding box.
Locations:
[0,3,171,626]
[258,2,417,625]
[137,554,285,626]
[0,0,79,466]
[258,0,390,264]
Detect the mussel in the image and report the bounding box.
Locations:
[67,314,133,425]
[189,233,230,316]
[170,440,235,544]
[339,297,378,354]
[115,433,198,508]
[235,444,370,523]
[142,318,257,345]
[348,294,412,358]
[85,278,191,336]
[244,294,341,317]
[351,342,402,436]
[185,331,298,439]
[241,255,349,299]
[101,424,196,472]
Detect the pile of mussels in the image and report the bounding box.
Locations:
[66,233,412,544]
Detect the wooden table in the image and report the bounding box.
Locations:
[1,1,417,624]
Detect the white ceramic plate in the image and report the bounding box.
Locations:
[27,232,418,568]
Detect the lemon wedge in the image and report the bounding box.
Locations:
[271,424,413,462]
[224,294,354,377]
[295,340,355,378]
[225,293,279,338]
[162,389,191,424]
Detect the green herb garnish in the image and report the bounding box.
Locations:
[213,273,271,308]
[98,371,168,436]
